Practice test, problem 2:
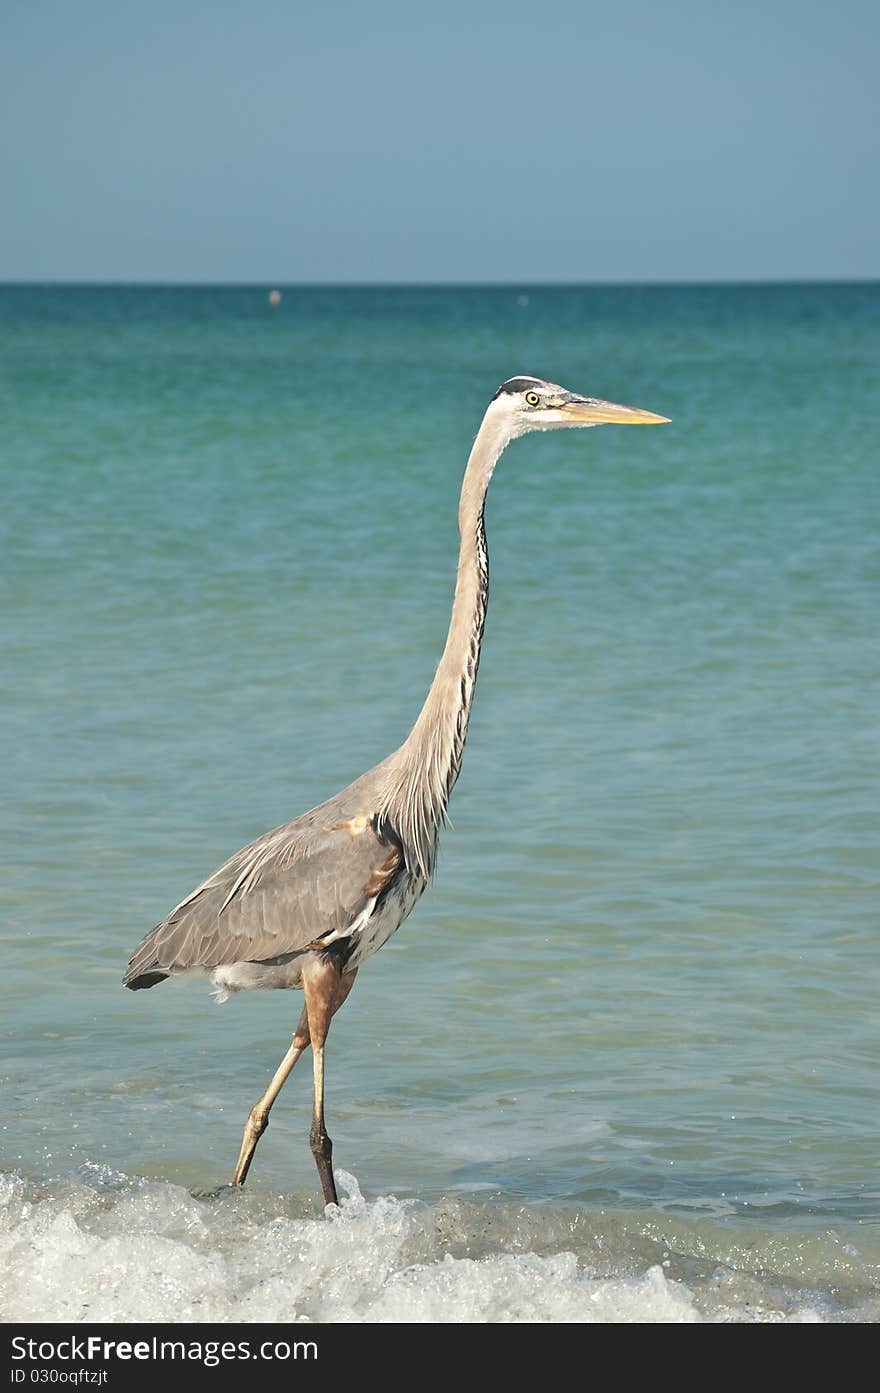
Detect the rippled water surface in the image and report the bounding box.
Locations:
[1,283,878,1321]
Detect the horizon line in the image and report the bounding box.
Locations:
[1,276,878,290]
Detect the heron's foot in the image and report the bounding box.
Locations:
[191,1182,240,1202]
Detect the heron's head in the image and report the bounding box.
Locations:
[491,376,669,437]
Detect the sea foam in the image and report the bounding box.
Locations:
[0,1169,851,1324]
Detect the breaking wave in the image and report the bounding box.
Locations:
[2,1167,877,1323]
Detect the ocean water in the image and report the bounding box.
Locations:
[1,282,878,1323]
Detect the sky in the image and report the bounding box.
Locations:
[2,0,878,282]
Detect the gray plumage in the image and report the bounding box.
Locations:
[122,376,668,1202]
[123,761,414,995]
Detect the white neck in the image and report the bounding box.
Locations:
[379,400,517,878]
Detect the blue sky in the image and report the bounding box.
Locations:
[2,0,877,282]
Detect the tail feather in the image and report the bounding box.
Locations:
[123,925,170,990]
[124,968,168,991]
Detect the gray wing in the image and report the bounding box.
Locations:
[123,805,402,990]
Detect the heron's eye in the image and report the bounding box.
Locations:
[525,392,540,406]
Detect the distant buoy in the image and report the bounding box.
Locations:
[268,289,282,307]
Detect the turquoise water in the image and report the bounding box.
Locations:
[1,283,878,1321]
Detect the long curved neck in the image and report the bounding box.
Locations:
[379,403,515,879]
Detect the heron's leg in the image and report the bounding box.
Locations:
[231,1002,311,1187]
[230,970,357,1189]
[302,956,344,1208]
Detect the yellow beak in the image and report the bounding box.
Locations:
[561,396,670,425]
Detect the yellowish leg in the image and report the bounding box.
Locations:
[231,1004,310,1187]
[230,969,357,1189]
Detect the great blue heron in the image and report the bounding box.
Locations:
[124,375,668,1205]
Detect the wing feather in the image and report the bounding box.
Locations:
[123,809,402,989]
